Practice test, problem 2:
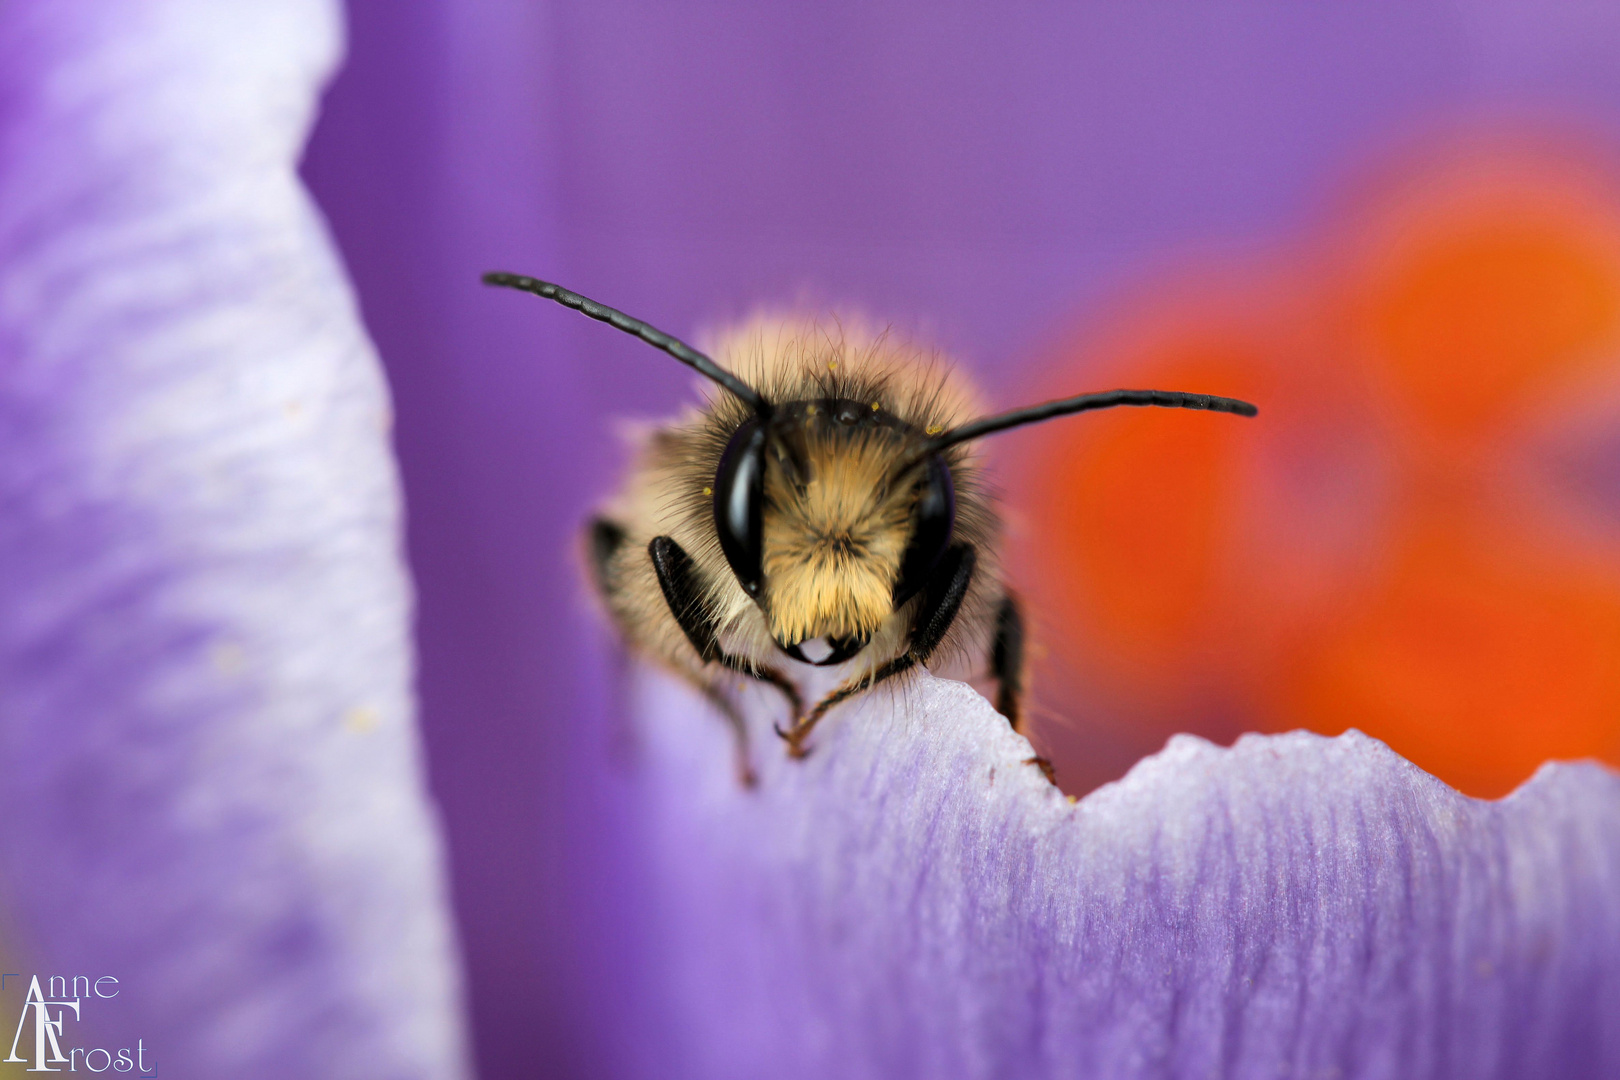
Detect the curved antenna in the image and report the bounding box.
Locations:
[482,273,770,415]
[888,388,1256,485]
[931,388,1256,451]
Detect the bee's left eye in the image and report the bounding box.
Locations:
[713,418,767,598]
[893,454,955,606]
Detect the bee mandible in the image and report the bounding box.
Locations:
[485,273,1257,785]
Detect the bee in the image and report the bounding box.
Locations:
[485,273,1257,785]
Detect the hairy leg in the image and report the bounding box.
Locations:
[990,593,1025,732]
[989,592,1054,784]
[695,679,758,788]
[645,532,802,782]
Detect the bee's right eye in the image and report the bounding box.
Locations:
[713,418,767,599]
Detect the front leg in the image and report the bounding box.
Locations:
[989,592,1055,784]
[647,535,801,784]
[782,544,977,757]
[647,536,802,713]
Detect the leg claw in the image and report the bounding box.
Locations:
[1024,755,1058,786]
[774,721,813,760]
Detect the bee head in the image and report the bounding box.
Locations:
[713,399,957,663]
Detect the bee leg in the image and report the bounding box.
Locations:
[720,656,803,719]
[587,516,628,598]
[785,544,976,758]
[991,593,1025,732]
[648,536,800,778]
[648,536,800,710]
[694,681,758,788]
[988,593,1055,784]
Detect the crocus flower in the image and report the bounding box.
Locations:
[0,3,467,1076]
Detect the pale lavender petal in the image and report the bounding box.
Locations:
[0,3,468,1077]
[635,672,1620,1079]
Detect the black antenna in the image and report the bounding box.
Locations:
[930,388,1256,451]
[482,273,770,415]
[885,388,1256,485]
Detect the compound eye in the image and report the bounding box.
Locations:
[893,453,955,607]
[713,418,768,598]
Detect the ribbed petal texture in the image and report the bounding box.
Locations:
[0,4,470,1076]
[637,671,1620,1080]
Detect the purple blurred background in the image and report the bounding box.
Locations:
[298,3,1620,1076]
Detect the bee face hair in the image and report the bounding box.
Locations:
[757,398,937,649]
[484,272,1257,777]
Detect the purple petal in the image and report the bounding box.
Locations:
[0,3,468,1076]
[636,671,1620,1079]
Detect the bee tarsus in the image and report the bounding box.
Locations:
[1024,755,1058,786]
